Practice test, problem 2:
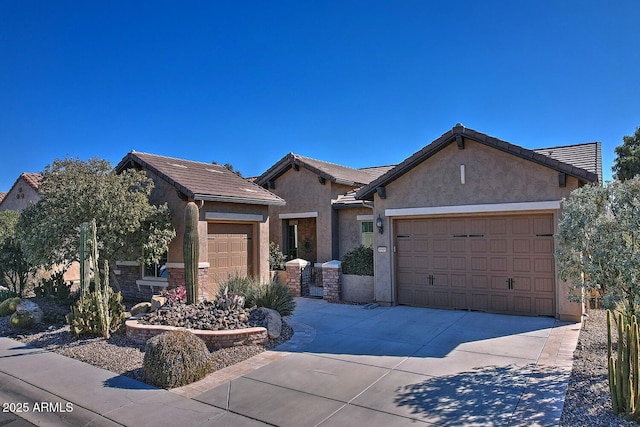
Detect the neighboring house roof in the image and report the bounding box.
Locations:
[357,124,601,201]
[255,153,387,187]
[0,192,6,204]
[19,172,42,191]
[534,142,602,184]
[115,151,285,206]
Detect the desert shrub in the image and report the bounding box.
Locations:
[341,245,374,276]
[143,330,213,388]
[214,286,245,311]
[66,289,126,337]
[34,271,72,301]
[161,286,186,305]
[0,297,21,317]
[0,289,18,303]
[269,242,286,271]
[218,273,260,306]
[253,280,296,317]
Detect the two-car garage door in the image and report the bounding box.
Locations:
[395,214,555,316]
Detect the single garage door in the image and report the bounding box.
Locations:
[395,214,555,316]
[207,223,253,290]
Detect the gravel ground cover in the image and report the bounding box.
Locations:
[0,297,293,384]
[1,298,639,425]
[560,309,638,426]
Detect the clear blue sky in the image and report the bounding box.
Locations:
[1,1,638,191]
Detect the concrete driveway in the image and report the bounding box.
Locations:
[186,298,580,426]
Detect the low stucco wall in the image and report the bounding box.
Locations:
[342,274,374,304]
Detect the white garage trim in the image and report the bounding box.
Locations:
[385,200,561,217]
[279,211,318,219]
[205,212,264,222]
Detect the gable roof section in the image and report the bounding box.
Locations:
[115,151,285,206]
[356,124,601,201]
[534,142,602,183]
[255,153,386,188]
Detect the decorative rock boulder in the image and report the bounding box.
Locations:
[150,295,167,312]
[257,307,282,339]
[131,302,152,316]
[10,300,43,329]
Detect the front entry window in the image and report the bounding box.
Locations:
[143,252,168,279]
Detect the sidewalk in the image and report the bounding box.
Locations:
[0,337,267,426]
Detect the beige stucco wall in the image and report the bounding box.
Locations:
[371,138,584,320]
[337,207,373,258]
[0,178,40,212]
[147,170,271,283]
[267,167,357,263]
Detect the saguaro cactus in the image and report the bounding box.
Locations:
[183,201,199,304]
[608,309,640,419]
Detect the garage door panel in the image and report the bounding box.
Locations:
[489,239,508,253]
[395,215,555,316]
[451,274,467,288]
[471,275,489,289]
[536,298,555,316]
[470,293,489,311]
[534,239,553,253]
[470,257,487,272]
[513,258,531,273]
[513,239,531,253]
[207,223,253,290]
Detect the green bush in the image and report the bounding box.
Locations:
[269,242,286,271]
[34,271,72,301]
[0,297,21,317]
[66,289,126,337]
[143,330,213,388]
[341,245,374,276]
[253,280,296,317]
[0,289,18,303]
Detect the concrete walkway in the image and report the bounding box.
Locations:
[0,298,581,426]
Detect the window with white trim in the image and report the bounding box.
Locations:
[361,221,374,248]
[143,252,168,279]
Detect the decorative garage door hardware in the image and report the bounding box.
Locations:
[452,234,485,238]
[506,278,515,290]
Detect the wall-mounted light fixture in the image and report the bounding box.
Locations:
[376,215,384,234]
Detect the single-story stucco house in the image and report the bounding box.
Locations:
[254,153,393,263]
[355,124,601,321]
[256,124,600,321]
[115,151,285,301]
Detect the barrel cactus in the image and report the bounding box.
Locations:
[10,310,34,330]
[0,297,21,317]
[183,201,200,304]
[143,330,213,388]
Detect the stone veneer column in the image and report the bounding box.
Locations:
[167,262,210,301]
[285,258,310,297]
[322,260,341,302]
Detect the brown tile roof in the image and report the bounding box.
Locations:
[19,172,42,190]
[0,192,7,204]
[115,151,285,206]
[255,153,387,187]
[534,142,602,183]
[356,124,601,201]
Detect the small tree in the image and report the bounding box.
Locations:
[0,210,34,296]
[16,156,175,285]
[556,178,640,317]
[613,126,640,181]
